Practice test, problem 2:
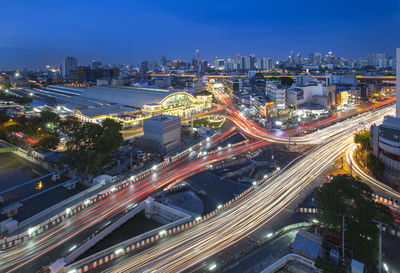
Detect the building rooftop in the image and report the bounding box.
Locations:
[80,86,173,108]
[291,230,322,259]
[382,116,400,130]
[148,114,180,122]
[77,104,135,118]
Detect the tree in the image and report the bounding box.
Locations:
[0,111,9,124]
[34,134,59,151]
[0,81,12,90]
[316,175,393,266]
[60,118,123,176]
[95,118,123,154]
[354,130,370,150]
[39,109,60,129]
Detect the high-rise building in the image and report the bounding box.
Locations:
[200,60,208,73]
[236,53,240,65]
[396,48,400,117]
[91,60,102,70]
[62,56,77,78]
[266,58,273,70]
[314,53,322,64]
[161,56,167,66]
[368,53,387,68]
[196,50,199,65]
[308,53,314,64]
[77,66,91,83]
[295,52,302,65]
[241,56,251,70]
[289,50,295,65]
[216,59,225,71]
[140,60,149,73]
[249,54,256,70]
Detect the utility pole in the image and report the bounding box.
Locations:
[191,115,193,137]
[379,222,382,273]
[342,214,345,266]
[372,219,388,273]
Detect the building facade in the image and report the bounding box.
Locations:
[143,115,181,152]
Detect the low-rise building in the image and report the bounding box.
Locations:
[287,83,336,109]
[143,115,181,152]
[265,81,286,110]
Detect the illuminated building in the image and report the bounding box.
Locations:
[75,86,212,126]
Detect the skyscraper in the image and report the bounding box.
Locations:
[295,52,301,65]
[62,56,77,78]
[249,54,256,70]
[289,50,294,65]
[196,50,200,73]
[161,56,167,66]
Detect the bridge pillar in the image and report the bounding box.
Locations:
[144,197,154,219]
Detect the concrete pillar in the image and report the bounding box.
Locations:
[144,197,154,219]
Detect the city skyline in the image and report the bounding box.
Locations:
[0,0,399,69]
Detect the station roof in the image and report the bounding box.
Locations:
[80,86,173,108]
[77,104,135,118]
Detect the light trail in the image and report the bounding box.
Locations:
[86,106,395,273]
[345,143,400,200]
[0,85,395,272]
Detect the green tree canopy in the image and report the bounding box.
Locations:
[60,118,123,176]
[316,175,393,265]
[34,134,60,151]
[354,130,370,150]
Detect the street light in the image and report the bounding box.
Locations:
[208,264,217,271]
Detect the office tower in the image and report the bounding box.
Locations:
[249,54,256,70]
[289,50,294,65]
[62,56,77,77]
[161,56,167,66]
[295,52,301,65]
[196,50,199,65]
[140,60,149,73]
[314,53,322,64]
[241,56,251,70]
[368,53,387,68]
[216,59,225,71]
[91,60,102,70]
[266,58,273,69]
[308,53,314,64]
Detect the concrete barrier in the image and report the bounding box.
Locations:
[63,202,191,272]
[260,253,315,273]
[64,203,145,264]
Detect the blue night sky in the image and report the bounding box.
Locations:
[1,0,399,69]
